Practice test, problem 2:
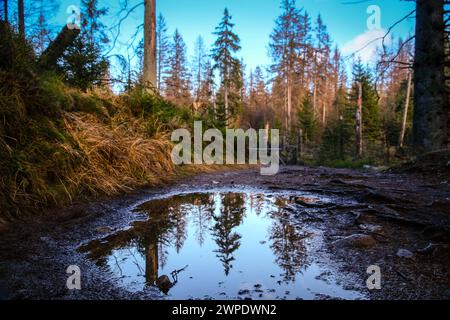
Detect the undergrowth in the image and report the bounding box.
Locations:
[0,22,208,221]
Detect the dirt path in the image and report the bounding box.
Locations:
[0,166,449,300]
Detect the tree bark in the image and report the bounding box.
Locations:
[312,50,317,118]
[224,84,229,127]
[399,70,412,148]
[356,82,363,158]
[322,102,326,125]
[287,75,292,132]
[18,0,24,36]
[413,0,447,151]
[143,0,157,92]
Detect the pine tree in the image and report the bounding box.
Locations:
[297,95,318,144]
[269,0,302,131]
[319,86,353,162]
[350,60,380,154]
[211,8,241,127]
[193,36,207,105]
[312,14,332,125]
[197,58,215,116]
[164,29,191,106]
[156,13,169,93]
[60,0,108,91]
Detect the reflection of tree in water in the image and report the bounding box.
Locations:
[249,194,265,216]
[269,197,308,282]
[81,194,212,287]
[211,193,246,275]
[191,194,215,246]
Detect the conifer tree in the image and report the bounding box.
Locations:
[60,0,108,91]
[269,0,302,131]
[211,8,241,127]
[164,29,191,106]
[156,14,170,93]
[350,60,380,154]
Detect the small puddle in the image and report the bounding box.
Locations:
[80,191,364,300]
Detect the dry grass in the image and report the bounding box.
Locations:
[0,74,251,223]
[63,112,176,196]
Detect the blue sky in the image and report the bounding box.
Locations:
[53,0,416,74]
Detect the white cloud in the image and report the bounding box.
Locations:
[342,29,389,63]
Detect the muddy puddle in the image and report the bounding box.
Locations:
[79,191,365,300]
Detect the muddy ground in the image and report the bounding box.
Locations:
[0,165,449,300]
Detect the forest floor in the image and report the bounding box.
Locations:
[0,165,449,300]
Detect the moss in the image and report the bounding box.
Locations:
[71,91,109,117]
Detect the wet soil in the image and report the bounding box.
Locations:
[0,165,449,300]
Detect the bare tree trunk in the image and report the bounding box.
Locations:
[224,85,229,126]
[145,242,158,285]
[355,82,363,158]
[322,102,326,125]
[287,75,292,132]
[18,0,24,36]
[143,0,157,92]
[312,51,317,118]
[399,70,412,148]
[413,0,447,152]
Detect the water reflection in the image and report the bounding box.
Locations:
[79,192,362,299]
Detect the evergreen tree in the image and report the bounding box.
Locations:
[269,0,302,131]
[211,8,241,127]
[164,29,192,106]
[312,14,332,124]
[297,94,318,143]
[197,58,215,116]
[156,14,170,93]
[350,60,380,147]
[192,36,207,104]
[60,0,108,91]
[319,86,353,161]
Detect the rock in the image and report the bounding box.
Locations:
[396,249,414,259]
[156,275,172,293]
[332,234,377,249]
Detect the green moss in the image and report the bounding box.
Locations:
[71,91,109,117]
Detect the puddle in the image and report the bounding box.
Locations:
[80,191,364,300]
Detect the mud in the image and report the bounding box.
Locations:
[0,166,449,300]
